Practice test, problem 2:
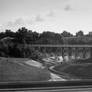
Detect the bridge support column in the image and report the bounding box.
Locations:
[90,47,92,58]
[75,47,78,59]
[83,47,86,59]
[68,47,72,60]
[61,47,64,57]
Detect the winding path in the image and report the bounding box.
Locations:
[25,60,66,81]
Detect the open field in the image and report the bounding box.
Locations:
[53,59,92,80]
[0,57,50,82]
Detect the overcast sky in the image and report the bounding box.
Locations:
[0,0,92,34]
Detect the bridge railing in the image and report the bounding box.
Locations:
[24,44,92,48]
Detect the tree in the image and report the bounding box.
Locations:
[76,30,84,37]
[36,31,63,44]
[5,29,15,37]
[15,27,28,43]
[25,31,39,44]
[61,31,73,37]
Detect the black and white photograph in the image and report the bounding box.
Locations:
[1,0,92,92]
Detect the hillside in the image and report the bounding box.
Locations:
[0,57,50,82]
[54,61,92,80]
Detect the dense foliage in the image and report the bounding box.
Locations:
[0,27,92,58]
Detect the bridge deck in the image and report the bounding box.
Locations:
[26,44,92,48]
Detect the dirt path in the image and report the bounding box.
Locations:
[24,60,66,81]
[49,73,66,81]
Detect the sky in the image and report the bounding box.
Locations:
[0,0,92,34]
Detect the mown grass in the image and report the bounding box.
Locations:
[0,57,50,82]
[54,59,92,79]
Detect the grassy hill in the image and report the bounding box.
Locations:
[54,60,92,80]
[0,57,50,82]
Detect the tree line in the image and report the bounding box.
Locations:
[0,27,92,59]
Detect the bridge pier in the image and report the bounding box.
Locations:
[90,47,92,58]
[83,47,86,59]
[70,47,76,60]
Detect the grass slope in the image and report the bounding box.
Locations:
[54,61,92,79]
[0,57,50,82]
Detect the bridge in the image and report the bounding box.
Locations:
[21,44,92,60]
